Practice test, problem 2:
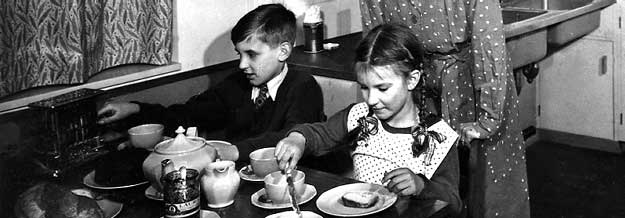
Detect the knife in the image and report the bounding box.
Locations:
[286,168,302,217]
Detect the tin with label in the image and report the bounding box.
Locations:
[162,166,200,218]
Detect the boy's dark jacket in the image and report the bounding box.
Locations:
[128,65,325,162]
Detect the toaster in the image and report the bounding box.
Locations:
[28,88,107,177]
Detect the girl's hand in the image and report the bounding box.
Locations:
[381,168,425,196]
[97,102,140,125]
[274,132,306,172]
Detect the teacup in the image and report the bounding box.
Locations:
[128,124,164,149]
[263,170,305,204]
[249,147,280,178]
[206,140,239,161]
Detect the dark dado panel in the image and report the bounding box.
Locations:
[0,60,239,217]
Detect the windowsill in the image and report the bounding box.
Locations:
[0,63,182,114]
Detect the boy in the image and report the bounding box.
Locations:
[97,4,325,163]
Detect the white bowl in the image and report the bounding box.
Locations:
[128,124,164,149]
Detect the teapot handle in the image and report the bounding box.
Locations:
[214,144,240,162]
[161,159,175,179]
[214,149,221,162]
[206,143,219,162]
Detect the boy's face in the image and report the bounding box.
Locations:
[357,65,419,127]
[235,36,288,86]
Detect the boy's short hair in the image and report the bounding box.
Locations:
[231,4,296,48]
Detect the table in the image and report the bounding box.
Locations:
[106,166,450,218]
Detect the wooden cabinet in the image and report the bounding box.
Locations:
[537,1,624,151]
[615,1,625,142]
[538,38,614,139]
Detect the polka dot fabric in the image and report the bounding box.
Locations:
[347,103,457,184]
[359,1,530,217]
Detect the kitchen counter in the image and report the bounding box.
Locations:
[289,32,362,81]
[503,0,615,38]
[289,0,616,74]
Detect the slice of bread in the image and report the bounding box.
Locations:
[15,182,104,218]
[341,191,379,208]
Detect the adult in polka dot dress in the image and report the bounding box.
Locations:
[359,1,530,218]
[275,24,463,215]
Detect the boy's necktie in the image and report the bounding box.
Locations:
[254,84,269,110]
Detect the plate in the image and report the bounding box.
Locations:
[238,165,264,182]
[266,211,323,218]
[98,198,124,218]
[144,185,163,201]
[315,183,397,217]
[83,170,149,190]
[71,189,123,218]
[118,136,172,151]
[251,184,317,209]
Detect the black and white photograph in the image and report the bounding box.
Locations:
[0,0,623,217]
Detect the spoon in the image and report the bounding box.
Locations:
[284,164,301,217]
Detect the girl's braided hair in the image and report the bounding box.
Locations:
[352,23,440,158]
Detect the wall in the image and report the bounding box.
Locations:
[121,0,363,106]
[176,0,362,71]
[0,0,363,149]
[0,2,363,215]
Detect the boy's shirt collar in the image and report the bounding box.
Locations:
[251,64,288,101]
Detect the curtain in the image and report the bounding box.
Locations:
[0,0,173,99]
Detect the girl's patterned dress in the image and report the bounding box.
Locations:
[359,1,530,218]
[292,102,463,213]
[347,103,457,183]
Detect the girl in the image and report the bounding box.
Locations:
[359,1,531,217]
[274,24,462,214]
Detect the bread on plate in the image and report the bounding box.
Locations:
[341,191,379,208]
[14,182,104,218]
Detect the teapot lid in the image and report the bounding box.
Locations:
[154,126,205,154]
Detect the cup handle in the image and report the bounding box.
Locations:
[243,164,254,175]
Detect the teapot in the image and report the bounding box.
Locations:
[142,126,217,193]
[200,160,240,208]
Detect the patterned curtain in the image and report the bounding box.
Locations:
[0,0,173,99]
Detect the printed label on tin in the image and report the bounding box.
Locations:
[164,197,200,217]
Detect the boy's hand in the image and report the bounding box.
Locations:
[382,168,425,196]
[274,132,306,172]
[97,102,140,125]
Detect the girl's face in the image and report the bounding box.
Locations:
[357,65,420,127]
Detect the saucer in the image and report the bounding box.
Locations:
[118,136,171,151]
[266,211,322,218]
[251,184,316,209]
[238,165,264,182]
[144,185,163,201]
[83,170,149,190]
[71,189,123,218]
